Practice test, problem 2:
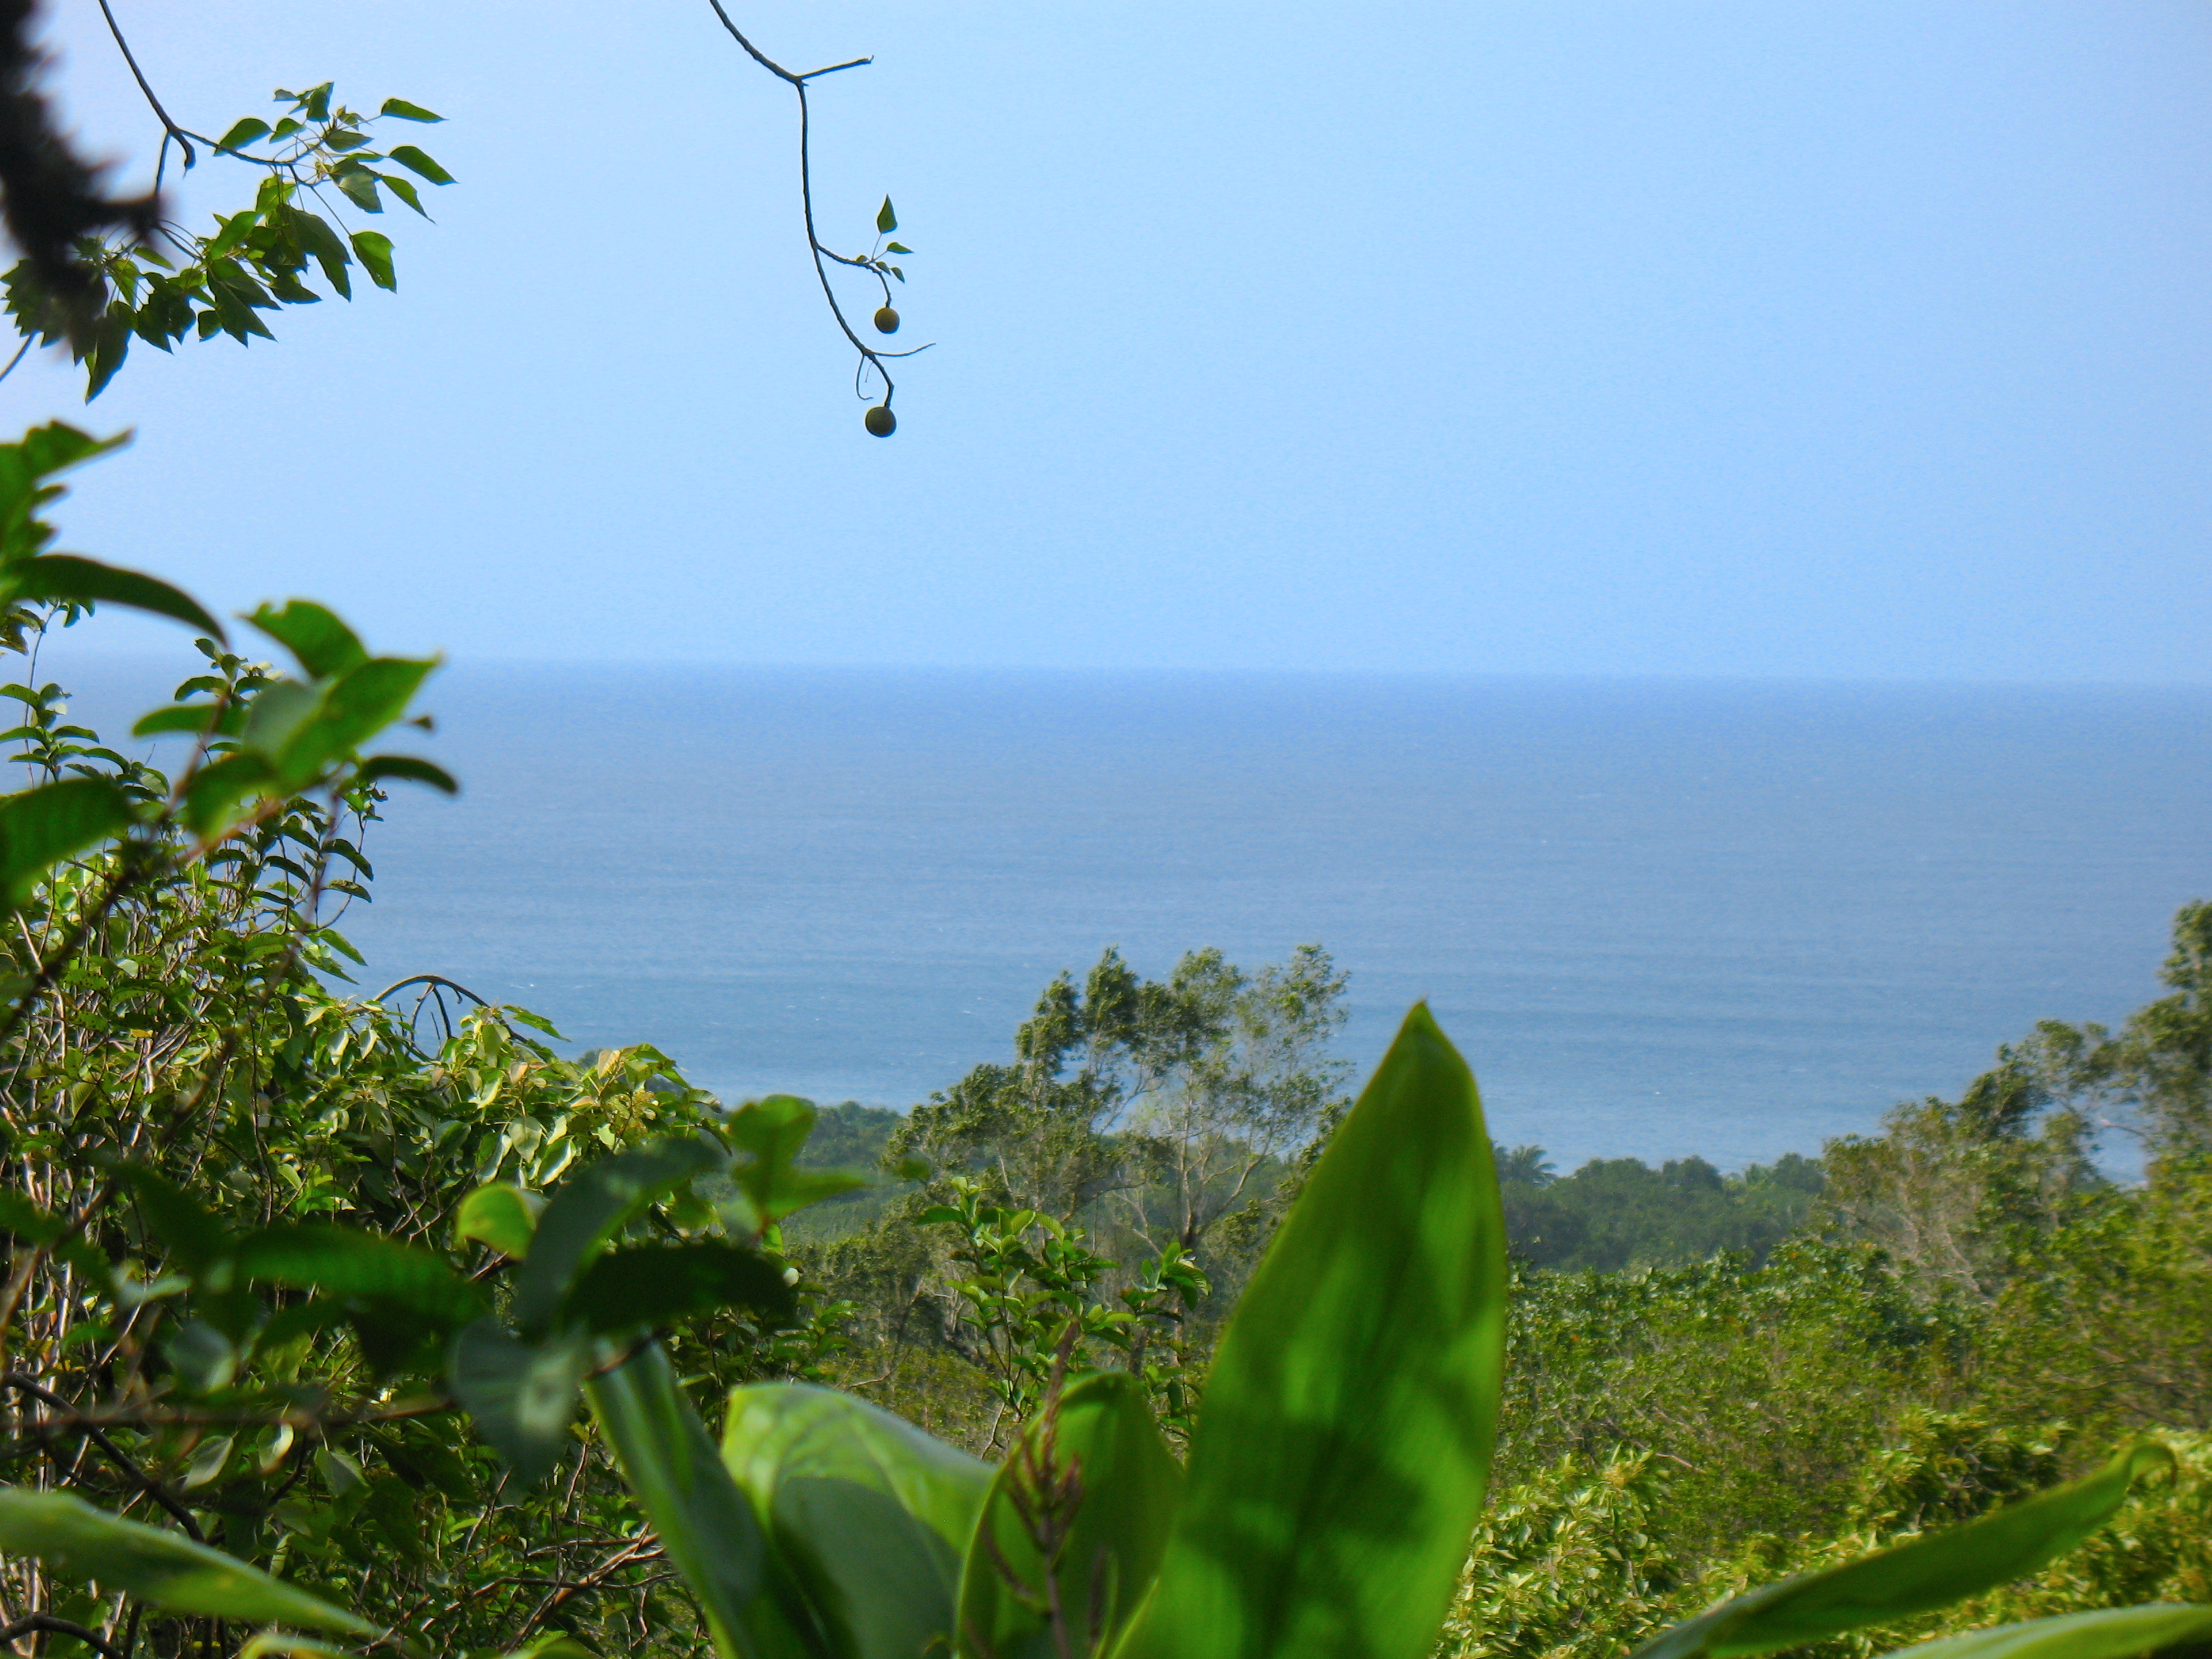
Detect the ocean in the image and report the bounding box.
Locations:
[49,661,2212,1172]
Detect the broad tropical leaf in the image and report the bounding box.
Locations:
[514,1136,724,1337]
[449,1319,592,1484]
[1114,1002,1507,1659]
[563,1240,795,1337]
[0,775,133,905]
[958,1370,1181,1659]
[722,1381,992,1659]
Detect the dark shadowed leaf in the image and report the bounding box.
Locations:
[562,1240,795,1337]
[514,1137,724,1339]
[0,1488,372,1632]
[959,1370,1181,1659]
[876,197,897,234]
[13,555,224,638]
[450,1319,590,1485]
[1115,1003,1507,1659]
[0,1191,61,1243]
[234,1225,483,1328]
[102,1161,231,1275]
[0,775,132,905]
[356,754,458,793]
[293,211,352,297]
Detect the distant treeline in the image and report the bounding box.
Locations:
[796,1101,1831,1273]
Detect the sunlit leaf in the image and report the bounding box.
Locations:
[958,1370,1181,1659]
[1876,1607,2212,1659]
[456,1184,544,1258]
[1116,1004,1507,1659]
[722,1381,992,1659]
[247,599,365,679]
[216,117,272,150]
[387,144,455,184]
[588,1343,819,1659]
[350,230,396,290]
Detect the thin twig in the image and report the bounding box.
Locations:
[701,3,931,409]
[91,0,193,169]
[0,1613,125,1659]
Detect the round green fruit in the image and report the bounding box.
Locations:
[874,306,900,334]
[864,405,897,437]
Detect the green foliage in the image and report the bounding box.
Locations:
[1626,1441,2171,1659]
[3,85,453,398]
[0,418,859,1659]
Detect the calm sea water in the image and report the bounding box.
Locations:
[52,661,2212,1171]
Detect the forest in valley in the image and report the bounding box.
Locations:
[0,11,2207,1659]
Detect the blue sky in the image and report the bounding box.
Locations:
[10,1,2209,680]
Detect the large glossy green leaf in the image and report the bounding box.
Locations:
[11,555,224,638]
[721,1381,992,1659]
[589,1344,824,1659]
[514,1136,724,1338]
[0,1488,373,1632]
[0,775,133,905]
[1878,1607,2212,1659]
[958,1370,1181,1659]
[1114,1002,1506,1659]
[1628,1441,2177,1659]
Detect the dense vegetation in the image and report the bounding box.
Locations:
[0,15,2205,1659]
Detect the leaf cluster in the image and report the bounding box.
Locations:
[3,85,452,397]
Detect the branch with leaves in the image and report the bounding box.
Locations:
[704,1,931,436]
[1,76,453,400]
